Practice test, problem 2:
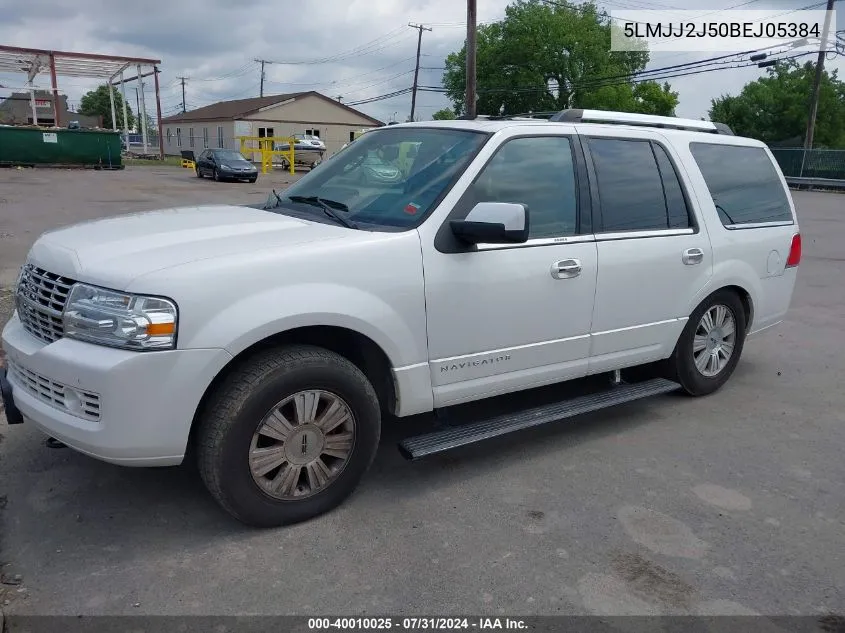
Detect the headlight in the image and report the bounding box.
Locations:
[63,283,178,351]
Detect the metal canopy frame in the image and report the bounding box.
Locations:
[0,45,164,158]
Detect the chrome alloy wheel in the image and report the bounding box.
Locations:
[249,390,356,500]
[693,304,737,378]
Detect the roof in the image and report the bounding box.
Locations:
[0,45,160,78]
[161,91,384,126]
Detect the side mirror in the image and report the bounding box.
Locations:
[450,202,529,245]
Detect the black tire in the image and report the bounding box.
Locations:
[196,345,381,527]
[669,289,747,397]
[248,177,257,183]
[212,168,220,182]
[196,167,203,178]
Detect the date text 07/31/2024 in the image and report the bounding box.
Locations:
[307,617,528,630]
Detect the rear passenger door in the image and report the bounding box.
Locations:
[583,130,713,373]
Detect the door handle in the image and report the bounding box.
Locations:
[682,248,704,265]
[551,259,581,279]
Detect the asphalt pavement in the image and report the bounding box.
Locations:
[0,169,843,618]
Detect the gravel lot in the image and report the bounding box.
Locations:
[0,167,843,619]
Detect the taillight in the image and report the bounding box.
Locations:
[786,233,801,268]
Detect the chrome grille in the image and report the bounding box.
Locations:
[15,264,76,344]
[7,360,101,422]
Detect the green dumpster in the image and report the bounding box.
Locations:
[0,126,123,168]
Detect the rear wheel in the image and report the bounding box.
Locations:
[669,290,747,396]
[196,345,381,527]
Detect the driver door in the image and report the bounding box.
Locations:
[420,131,599,408]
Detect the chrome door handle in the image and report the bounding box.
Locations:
[682,248,704,265]
[551,259,581,279]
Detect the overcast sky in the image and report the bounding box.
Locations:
[0,0,842,124]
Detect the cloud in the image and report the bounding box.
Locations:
[0,0,842,122]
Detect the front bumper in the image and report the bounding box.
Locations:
[0,366,23,424]
[1,313,233,466]
[220,167,257,179]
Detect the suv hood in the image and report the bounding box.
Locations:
[27,204,350,290]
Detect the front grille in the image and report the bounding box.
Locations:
[7,360,101,421]
[15,264,76,344]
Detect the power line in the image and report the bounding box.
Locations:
[189,62,258,83]
[345,87,414,106]
[258,27,413,66]
[262,57,416,90]
[419,50,818,98]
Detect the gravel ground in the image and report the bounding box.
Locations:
[0,168,843,620]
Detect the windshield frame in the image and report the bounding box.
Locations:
[274,126,493,232]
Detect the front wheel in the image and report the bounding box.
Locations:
[213,168,220,181]
[196,167,203,178]
[669,289,747,396]
[196,345,381,527]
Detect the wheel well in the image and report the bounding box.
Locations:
[721,285,754,332]
[187,326,396,452]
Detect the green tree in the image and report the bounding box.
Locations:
[79,84,134,130]
[441,0,677,117]
[136,112,156,134]
[709,60,845,148]
[432,108,457,120]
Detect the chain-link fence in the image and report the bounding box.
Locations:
[770,148,845,180]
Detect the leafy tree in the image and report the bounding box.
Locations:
[136,112,156,133]
[709,60,845,148]
[79,84,134,130]
[432,108,457,120]
[441,0,677,117]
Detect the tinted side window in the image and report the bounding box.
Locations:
[653,144,691,229]
[589,139,668,232]
[689,143,793,225]
[466,136,578,238]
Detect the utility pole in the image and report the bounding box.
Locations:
[409,23,432,122]
[465,0,477,118]
[177,76,188,112]
[255,59,273,97]
[134,87,140,121]
[803,0,835,153]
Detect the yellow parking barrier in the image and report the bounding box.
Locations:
[236,136,296,175]
[181,159,195,169]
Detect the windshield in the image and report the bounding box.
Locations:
[214,150,248,162]
[264,127,489,230]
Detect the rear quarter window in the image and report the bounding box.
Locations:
[689,143,793,226]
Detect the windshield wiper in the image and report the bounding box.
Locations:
[287,195,358,229]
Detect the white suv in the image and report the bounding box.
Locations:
[1,110,801,527]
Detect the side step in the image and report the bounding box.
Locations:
[398,378,680,460]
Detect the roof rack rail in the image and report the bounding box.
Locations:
[548,109,734,135]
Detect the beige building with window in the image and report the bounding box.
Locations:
[160,91,383,159]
